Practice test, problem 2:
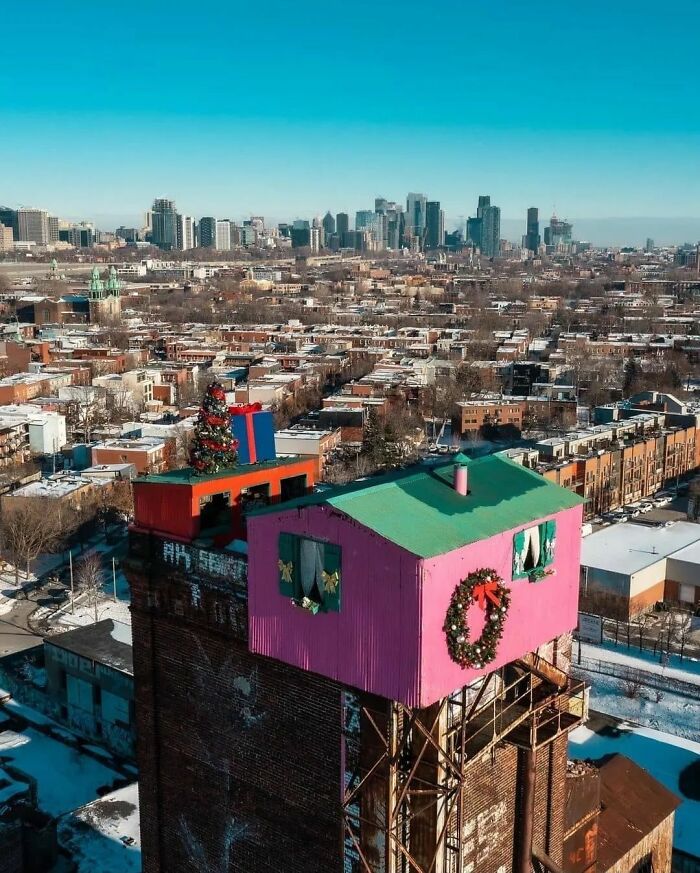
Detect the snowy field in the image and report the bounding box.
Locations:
[58,782,141,873]
[574,640,700,741]
[569,722,700,859]
[577,639,700,685]
[0,726,124,816]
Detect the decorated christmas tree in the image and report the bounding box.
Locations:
[189,382,239,475]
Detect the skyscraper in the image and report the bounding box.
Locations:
[322,211,335,238]
[466,217,482,249]
[336,212,350,247]
[425,201,445,249]
[406,192,427,246]
[476,195,501,258]
[0,207,18,240]
[291,219,311,248]
[151,198,178,250]
[17,208,50,244]
[524,207,540,253]
[544,215,573,248]
[199,217,216,248]
[176,214,196,251]
[215,219,232,251]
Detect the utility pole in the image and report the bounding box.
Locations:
[112,557,118,601]
[69,550,74,613]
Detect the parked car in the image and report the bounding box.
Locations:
[625,506,641,518]
[639,503,653,513]
[654,496,672,507]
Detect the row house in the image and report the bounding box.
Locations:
[541,425,697,518]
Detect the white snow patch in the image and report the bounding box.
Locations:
[0,726,122,817]
[58,782,141,873]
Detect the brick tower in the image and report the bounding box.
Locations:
[127,453,588,872]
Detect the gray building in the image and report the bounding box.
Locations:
[17,208,50,244]
[44,619,135,756]
[406,192,427,246]
[524,207,540,253]
[198,216,216,247]
[150,198,178,250]
[425,201,444,249]
[322,211,335,238]
[477,195,501,258]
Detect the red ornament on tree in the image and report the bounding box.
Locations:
[189,382,239,476]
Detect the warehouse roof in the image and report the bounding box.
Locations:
[254,453,582,558]
[580,521,700,576]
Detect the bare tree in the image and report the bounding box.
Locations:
[75,552,104,622]
[0,500,63,586]
[64,387,106,442]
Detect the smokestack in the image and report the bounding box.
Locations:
[454,463,468,496]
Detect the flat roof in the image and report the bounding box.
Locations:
[580,521,700,576]
[46,619,132,675]
[139,455,307,485]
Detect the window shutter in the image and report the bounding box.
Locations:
[320,543,342,613]
[543,519,557,566]
[278,532,297,597]
[513,530,526,578]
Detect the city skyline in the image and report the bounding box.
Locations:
[2,0,700,235]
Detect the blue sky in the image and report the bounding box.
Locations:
[2,0,700,239]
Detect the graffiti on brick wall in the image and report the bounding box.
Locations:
[183,631,265,777]
[161,540,247,587]
[462,799,508,872]
[180,812,248,872]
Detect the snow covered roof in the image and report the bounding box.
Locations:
[580,521,700,576]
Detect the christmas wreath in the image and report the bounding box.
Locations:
[443,568,511,669]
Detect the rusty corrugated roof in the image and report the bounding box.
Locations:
[596,754,681,871]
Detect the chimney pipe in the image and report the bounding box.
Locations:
[454,463,468,496]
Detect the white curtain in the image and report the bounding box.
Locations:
[526,525,541,569]
[300,539,324,597]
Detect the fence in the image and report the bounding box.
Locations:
[572,653,700,699]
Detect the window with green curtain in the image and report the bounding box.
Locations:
[512,519,557,579]
[277,532,342,612]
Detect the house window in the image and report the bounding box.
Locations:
[278,533,341,612]
[513,520,556,580]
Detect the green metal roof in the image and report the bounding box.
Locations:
[138,456,306,486]
[255,454,582,558]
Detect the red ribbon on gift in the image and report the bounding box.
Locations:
[229,403,262,463]
[473,580,501,609]
[230,403,263,416]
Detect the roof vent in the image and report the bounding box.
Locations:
[454,463,468,496]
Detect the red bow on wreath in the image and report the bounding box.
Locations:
[473,580,501,609]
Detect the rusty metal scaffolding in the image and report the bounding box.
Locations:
[342,662,587,873]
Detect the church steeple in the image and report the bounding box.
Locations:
[105,265,122,297]
[88,266,105,300]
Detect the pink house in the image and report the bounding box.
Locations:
[247,454,583,708]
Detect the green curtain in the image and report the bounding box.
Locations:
[513,529,527,578]
[278,532,296,596]
[320,542,342,613]
[542,519,557,566]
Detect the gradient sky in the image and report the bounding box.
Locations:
[2,0,700,238]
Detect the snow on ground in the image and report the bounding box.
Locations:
[569,722,700,859]
[42,569,132,632]
[0,726,123,816]
[579,640,700,685]
[58,782,141,873]
[49,594,132,632]
[579,670,700,741]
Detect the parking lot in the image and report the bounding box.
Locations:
[589,489,692,534]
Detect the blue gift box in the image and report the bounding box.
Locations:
[230,406,276,465]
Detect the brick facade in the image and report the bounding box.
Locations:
[129,557,344,873]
